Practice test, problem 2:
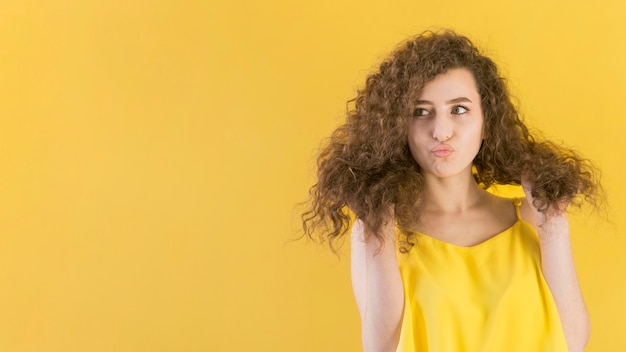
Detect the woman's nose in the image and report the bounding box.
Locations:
[432,116,453,142]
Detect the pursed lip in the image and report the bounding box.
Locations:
[431,144,454,157]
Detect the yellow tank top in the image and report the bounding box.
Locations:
[395,198,568,351]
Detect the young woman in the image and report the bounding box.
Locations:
[302,30,601,352]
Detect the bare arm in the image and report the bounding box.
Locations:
[351,219,404,352]
[521,184,590,352]
[536,215,590,352]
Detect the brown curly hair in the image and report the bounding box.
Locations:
[301,30,601,252]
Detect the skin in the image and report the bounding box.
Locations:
[521,180,590,352]
[409,68,484,182]
[351,68,589,351]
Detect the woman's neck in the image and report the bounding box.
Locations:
[420,171,487,214]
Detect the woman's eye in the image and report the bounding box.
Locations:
[413,108,429,117]
[452,106,468,115]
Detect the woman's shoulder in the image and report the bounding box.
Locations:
[481,194,538,230]
[489,195,539,228]
[483,193,519,219]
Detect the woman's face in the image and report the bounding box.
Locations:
[407,68,484,179]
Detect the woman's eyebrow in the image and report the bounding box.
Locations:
[447,97,472,104]
[415,97,473,105]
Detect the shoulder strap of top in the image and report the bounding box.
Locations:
[513,197,522,220]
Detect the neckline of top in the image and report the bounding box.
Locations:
[414,218,531,250]
[411,198,527,250]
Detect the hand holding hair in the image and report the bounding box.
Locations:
[521,174,569,230]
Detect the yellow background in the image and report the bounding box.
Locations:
[0,0,624,351]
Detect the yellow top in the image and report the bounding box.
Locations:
[395,198,568,352]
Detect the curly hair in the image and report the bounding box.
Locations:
[301,30,601,252]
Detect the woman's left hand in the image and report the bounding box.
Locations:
[521,176,569,235]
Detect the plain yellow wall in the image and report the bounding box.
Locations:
[0,0,624,351]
